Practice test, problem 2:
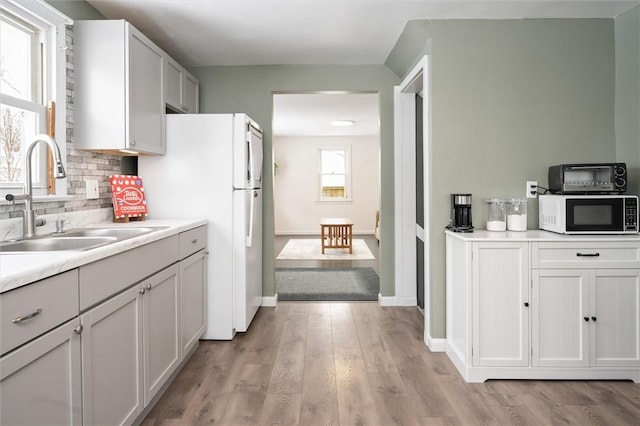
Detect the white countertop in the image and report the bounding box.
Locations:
[446,229,640,242]
[1,218,207,294]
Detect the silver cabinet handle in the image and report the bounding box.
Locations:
[139,288,146,295]
[74,324,84,334]
[145,283,152,291]
[12,308,42,324]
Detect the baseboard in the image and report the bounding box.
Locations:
[378,293,397,306]
[426,336,446,352]
[262,294,278,307]
[401,297,417,306]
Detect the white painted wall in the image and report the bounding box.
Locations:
[274,135,379,235]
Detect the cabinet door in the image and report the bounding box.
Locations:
[142,264,180,405]
[532,269,589,367]
[183,71,199,113]
[81,285,143,426]
[164,55,183,112]
[180,250,208,357]
[127,24,164,154]
[0,319,82,426]
[472,242,529,367]
[591,269,640,367]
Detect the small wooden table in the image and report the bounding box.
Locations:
[320,218,353,254]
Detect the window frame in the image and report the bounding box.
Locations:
[317,145,352,203]
[0,0,71,200]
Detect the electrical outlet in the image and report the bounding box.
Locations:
[86,180,99,199]
[526,181,538,199]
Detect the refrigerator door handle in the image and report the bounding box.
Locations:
[246,190,255,247]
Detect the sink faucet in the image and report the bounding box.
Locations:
[5,134,66,239]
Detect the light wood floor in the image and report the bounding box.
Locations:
[143,303,640,426]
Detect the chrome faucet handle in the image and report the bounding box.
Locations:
[5,193,28,204]
[54,219,67,233]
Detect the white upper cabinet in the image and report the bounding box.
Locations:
[164,54,199,114]
[74,20,165,155]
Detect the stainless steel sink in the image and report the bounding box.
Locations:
[0,237,117,253]
[0,226,168,254]
[57,227,163,239]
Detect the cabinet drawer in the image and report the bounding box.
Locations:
[1,270,79,355]
[80,236,179,310]
[532,241,640,269]
[179,226,207,260]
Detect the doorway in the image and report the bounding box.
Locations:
[272,92,381,301]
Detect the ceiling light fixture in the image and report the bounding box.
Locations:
[330,120,355,127]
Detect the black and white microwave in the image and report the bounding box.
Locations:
[539,194,638,234]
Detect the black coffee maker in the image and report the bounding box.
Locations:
[446,193,474,232]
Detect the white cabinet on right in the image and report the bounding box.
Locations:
[532,241,640,369]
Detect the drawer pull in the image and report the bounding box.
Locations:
[576,252,600,257]
[145,283,152,291]
[591,316,597,322]
[139,288,146,295]
[74,324,84,335]
[524,302,529,307]
[191,238,198,244]
[584,316,590,322]
[12,308,42,324]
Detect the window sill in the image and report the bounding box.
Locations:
[0,195,74,206]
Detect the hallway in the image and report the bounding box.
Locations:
[143,303,640,425]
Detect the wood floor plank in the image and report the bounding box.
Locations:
[334,346,381,426]
[299,355,340,426]
[267,314,308,395]
[259,394,302,426]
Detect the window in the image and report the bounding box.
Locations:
[319,146,351,201]
[0,0,70,198]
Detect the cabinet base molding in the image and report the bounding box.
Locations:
[446,345,640,383]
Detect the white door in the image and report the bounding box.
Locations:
[472,242,529,367]
[532,269,589,367]
[591,269,640,367]
[234,188,262,333]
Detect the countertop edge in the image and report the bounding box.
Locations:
[0,218,208,293]
[445,229,640,242]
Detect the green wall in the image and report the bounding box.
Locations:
[188,65,400,298]
[615,5,640,196]
[44,0,104,19]
[387,19,616,338]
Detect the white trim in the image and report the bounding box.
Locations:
[394,55,432,348]
[377,293,397,306]
[0,0,71,197]
[426,337,446,352]
[262,294,278,307]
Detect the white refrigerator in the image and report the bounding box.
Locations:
[139,113,263,340]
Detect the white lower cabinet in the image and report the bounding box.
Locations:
[180,250,207,356]
[471,242,529,367]
[81,264,180,425]
[0,319,82,426]
[446,231,640,383]
[533,268,640,368]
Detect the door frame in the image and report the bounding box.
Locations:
[394,55,439,350]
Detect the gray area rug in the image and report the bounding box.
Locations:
[275,267,380,301]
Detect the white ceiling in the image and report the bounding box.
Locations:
[273,93,380,136]
[86,0,639,67]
